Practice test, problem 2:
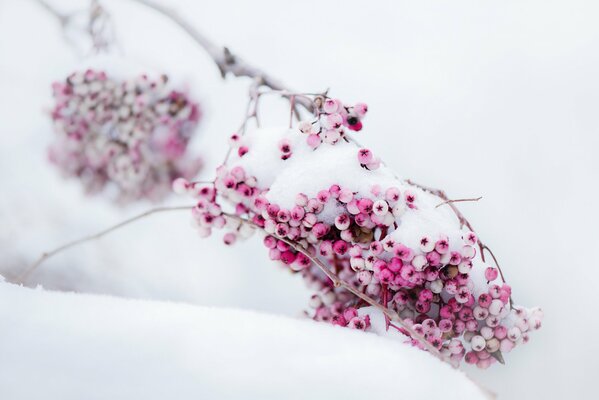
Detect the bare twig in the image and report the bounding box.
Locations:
[435,196,482,209]
[17,205,192,283]
[34,0,116,54]
[128,0,314,113]
[406,180,475,231]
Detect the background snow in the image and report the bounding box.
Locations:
[1,0,598,399]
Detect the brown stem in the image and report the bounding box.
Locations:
[16,205,192,283]
[128,0,314,113]
[289,96,296,128]
[406,180,475,231]
[435,197,482,209]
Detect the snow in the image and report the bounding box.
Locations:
[233,126,465,251]
[0,280,488,400]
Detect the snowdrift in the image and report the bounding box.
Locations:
[0,280,488,399]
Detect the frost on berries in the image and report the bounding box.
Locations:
[175,96,542,369]
[48,69,203,203]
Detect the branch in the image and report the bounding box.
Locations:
[128,0,314,113]
[16,205,192,283]
[407,180,475,231]
[435,197,482,209]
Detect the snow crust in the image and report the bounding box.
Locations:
[0,280,487,400]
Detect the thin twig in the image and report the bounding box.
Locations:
[406,180,474,230]
[289,95,295,128]
[35,0,117,54]
[249,82,261,128]
[128,0,314,113]
[188,180,215,186]
[17,205,192,283]
[435,196,482,209]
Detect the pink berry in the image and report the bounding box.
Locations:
[485,267,499,282]
[357,148,373,165]
[172,177,189,194]
[306,134,321,149]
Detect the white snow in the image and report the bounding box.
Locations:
[0,280,488,400]
[233,126,465,251]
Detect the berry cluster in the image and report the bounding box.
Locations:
[297,98,367,150]
[49,69,202,203]
[174,97,542,369]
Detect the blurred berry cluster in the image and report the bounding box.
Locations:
[49,69,202,203]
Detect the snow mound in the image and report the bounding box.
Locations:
[0,280,488,400]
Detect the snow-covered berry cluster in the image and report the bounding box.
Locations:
[174,96,542,369]
[175,166,542,368]
[297,98,367,150]
[48,69,202,203]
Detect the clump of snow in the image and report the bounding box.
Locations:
[234,126,466,254]
[0,280,488,400]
